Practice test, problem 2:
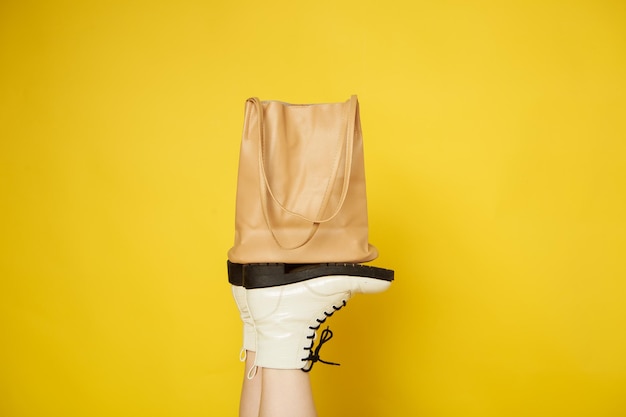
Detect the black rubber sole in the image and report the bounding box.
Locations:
[227,260,394,289]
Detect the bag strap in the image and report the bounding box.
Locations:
[250,96,358,249]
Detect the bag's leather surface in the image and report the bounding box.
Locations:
[227,95,378,263]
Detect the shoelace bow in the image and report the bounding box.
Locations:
[302,326,340,372]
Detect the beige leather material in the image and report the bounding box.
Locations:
[227,96,378,263]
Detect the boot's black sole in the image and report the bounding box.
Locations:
[227,261,245,286]
[227,260,394,289]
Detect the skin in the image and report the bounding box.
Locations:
[239,351,317,417]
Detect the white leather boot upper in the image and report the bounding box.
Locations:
[231,285,256,359]
[246,275,391,371]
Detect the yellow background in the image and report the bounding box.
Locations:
[1,0,625,416]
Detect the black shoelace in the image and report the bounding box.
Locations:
[302,326,340,372]
[301,300,346,372]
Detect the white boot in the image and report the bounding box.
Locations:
[246,275,391,372]
[231,285,256,361]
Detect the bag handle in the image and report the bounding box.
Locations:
[250,96,358,249]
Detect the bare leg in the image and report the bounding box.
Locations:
[239,351,262,417]
[259,368,317,417]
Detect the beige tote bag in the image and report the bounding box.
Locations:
[227,95,378,264]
